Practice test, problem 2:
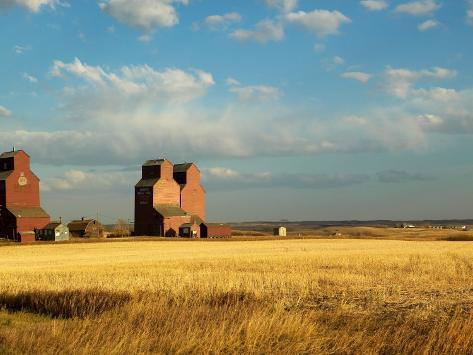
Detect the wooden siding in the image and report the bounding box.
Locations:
[179,164,206,221]
[200,224,232,238]
[153,179,180,206]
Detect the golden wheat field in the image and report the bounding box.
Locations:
[1,237,473,354]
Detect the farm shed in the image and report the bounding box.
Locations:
[273,226,287,237]
[179,222,200,238]
[200,223,232,238]
[67,218,104,238]
[155,204,191,237]
[0,149,50,242]
[5,207,50,242]
[17,231,36,243]
[37,222,70,241]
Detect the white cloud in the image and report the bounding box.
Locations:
[5,87,471,167]
[205,167,241,179]
[323,56,345,71]
[343,116,369,126]
[98,0,188,31]
[361,0,388,11]
[138,34,153,42]
[51,57,214,104]
[47,169,88,190]
[426,67,457,79]
[231,19,284,43]
[341,71,372,83]
[0,105,12,117]
[4,57,470,169]
[11,59,331,165]
[384,66,457,98]
[43,169,132,192]
[338,80,473,143]
[204,12,241,31]
[333,56,345,65]
[416,113,443,127]
[0,0,60,12]
[286,10,351,37]
[418,19,439,31]
[411,87,460,102]
[264,0,297,13]
[226,77,240,86]
[394,0,441,16]
[0,108,345,166]
[13,45,31,55]
[229,85,282,101]
[389,85,473,134]
[23,72,38,83]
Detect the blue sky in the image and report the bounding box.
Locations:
[1,0,473,223]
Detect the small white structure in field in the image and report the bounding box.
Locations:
[273,226,287,237]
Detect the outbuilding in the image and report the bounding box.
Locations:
[67,218,104,238]
[37,222,70,241]
[200,223,232,238]
[273,226,287,237]
[179,222,200,238]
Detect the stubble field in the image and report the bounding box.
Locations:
[1,237,473,354]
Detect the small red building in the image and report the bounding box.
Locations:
[179,221,201,238]
[67,218,104,238]
[200,223,232,238]
[0,150,50,242]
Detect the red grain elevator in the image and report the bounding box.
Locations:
[173,163,206,222]
[134,159,205,237]
[0,149,50,242]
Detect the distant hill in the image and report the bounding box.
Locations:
[231,220,473,232]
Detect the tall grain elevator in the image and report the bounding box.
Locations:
[0,149,50,242]
[134,159,205,237]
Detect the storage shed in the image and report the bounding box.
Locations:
[200,223,232,238]
[179,222,200,238]
[37,222,70,241]
[17,231,36,243]
[67,218,104,238]
[273,226,287,237]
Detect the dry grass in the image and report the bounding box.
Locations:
[0,238,473,354]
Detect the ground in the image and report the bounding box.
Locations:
[0,231,473,354]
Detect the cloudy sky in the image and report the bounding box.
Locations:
[1,0,473,223]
